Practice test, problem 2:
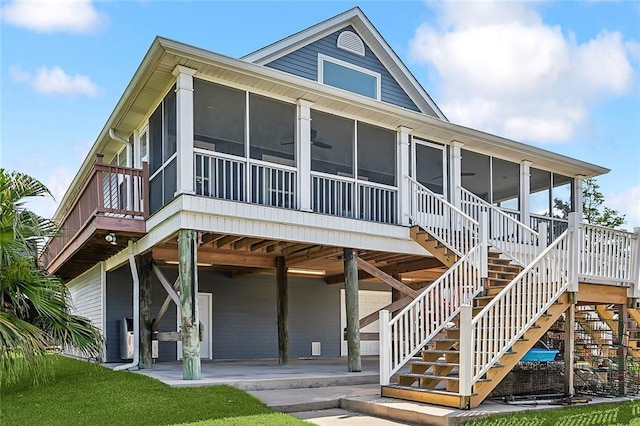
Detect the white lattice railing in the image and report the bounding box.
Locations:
[408,177,478,257]
[578,223,639,285]
[459,187,542,266]
[459,230,572,393]
[380,246,483,385]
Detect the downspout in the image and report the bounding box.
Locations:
[109,128,131,146]
[114,240,140,371]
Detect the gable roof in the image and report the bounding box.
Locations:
[242,7,447,121]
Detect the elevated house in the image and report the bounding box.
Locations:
[44,8,639,409]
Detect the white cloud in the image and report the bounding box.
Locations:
[607,185,640,228]
[23,167,73,219]
[0,0,104,34]
[11,65,102,98]
[409,1,638,143]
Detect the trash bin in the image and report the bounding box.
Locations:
[120,317,134,360]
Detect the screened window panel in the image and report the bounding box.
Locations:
[193,79,245,157]
[149,175,163,215]
[461,150,491,202]
[530,168,551,216]
[249,94,295,165]
[163,158,177,206]
[310,110,354,177]
[149,106,163,173]
[163,87,177,162]
[357,123,395,186]
[492,158,519,210]
[414,141,444,194]
[322,61,377,99]
[552,173,573,219]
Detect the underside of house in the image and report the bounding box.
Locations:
[42,7,640,409]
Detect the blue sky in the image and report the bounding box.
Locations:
[1,1,639,226]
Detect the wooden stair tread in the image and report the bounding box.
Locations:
[423,349,459,355]
[411,360,459,367]
[383,385,477,398]
[401,372,460,381]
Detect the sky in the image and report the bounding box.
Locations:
[1,0,639,228]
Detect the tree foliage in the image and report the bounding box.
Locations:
[553,177,626,229]
[0,169,103,384]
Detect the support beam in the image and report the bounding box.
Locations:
[138,253,154,369]
[179,229,200,380]
[287,246,342,266]
[356,257,419,299]
[276,257,289,365]
[344,248,361,372]
[564,303,575,396]
[153,264,180,306]
[617,303,627,396]
[152,276,180,332]
[324,257,443,285]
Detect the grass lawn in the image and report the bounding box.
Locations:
[1,355,307,426]
[465,399,640,425]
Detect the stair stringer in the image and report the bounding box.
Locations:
[595,305,640,358]
[470,292,571,407]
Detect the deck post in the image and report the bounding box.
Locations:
[276,256,289,365]
[617,303,627,396]
[297,99,313,212]
[379,309,391,385]
[178,229,200,380]
[519,160,531,227]
[173,65,197,196]
[138,252,154,369]
[450,141,463,209]
[344,248,361,372]
[632,227,640,299]
[573,175,585,221]
[398,126,412,226]
[563,303,575,396]
[458,304,473,401]
[479,211,489,280]
[568,213,580,293]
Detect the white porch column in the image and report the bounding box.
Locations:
[297,99,313,212]
[450,141,464,209]
[397,126,412,226]
[173,65,197,196]
[568,212,580,293]
[573,175,585,222]
[520,160,532,227]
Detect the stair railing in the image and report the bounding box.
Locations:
[458,186,543,266]
[407,177,479,257]
[379,245,483,385]
[459,229,573,394]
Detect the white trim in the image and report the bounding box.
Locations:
[100,261,107,362]
[337,30,365,56]
[318,53,381,101]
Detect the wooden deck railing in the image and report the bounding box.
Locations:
[42,156,148,268]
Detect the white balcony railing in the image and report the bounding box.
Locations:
[311,172,397,224]
[194,151,296,209]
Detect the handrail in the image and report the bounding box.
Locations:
[468,230,571,384]
[406,176,478,257]
[380,245,483,384]
[458,186,541,266]
[578,223,639,284]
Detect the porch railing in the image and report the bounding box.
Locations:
[530,214,568,244]
[43,157,148,267]
[578,223,639,285]
[408,177,478,257]
[310,172,397,224]
[458,187,542,266]
[380,245,483,385]
[461,230,572,393]
[195,151,297,209]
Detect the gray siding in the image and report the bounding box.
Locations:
[266,26,430,114]
[105,264,389,361]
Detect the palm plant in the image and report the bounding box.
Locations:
[0,169,103,383]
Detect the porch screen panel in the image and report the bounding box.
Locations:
[491,158,519,211]
[310,110,354,176]
[163,158,177,205]
[163,89,177,162]
[461,149,491,202]
[413,141,444,195]
[149,106,163,174]
[530,168,551,216]
[356,123,395,186]
[249,94,295,165]
[193,79,245,157]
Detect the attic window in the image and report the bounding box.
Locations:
[337,31,365,56]
[318,54,381,100]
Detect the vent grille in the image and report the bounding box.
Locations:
[337,31,365,56]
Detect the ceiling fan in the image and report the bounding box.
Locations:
[281,129,333,149]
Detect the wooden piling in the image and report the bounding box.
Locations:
[344,248,361,372]
[276,256,289,365]
[179,229,200,380]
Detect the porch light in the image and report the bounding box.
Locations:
[105,232,117,246]
[287,268,326,276]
